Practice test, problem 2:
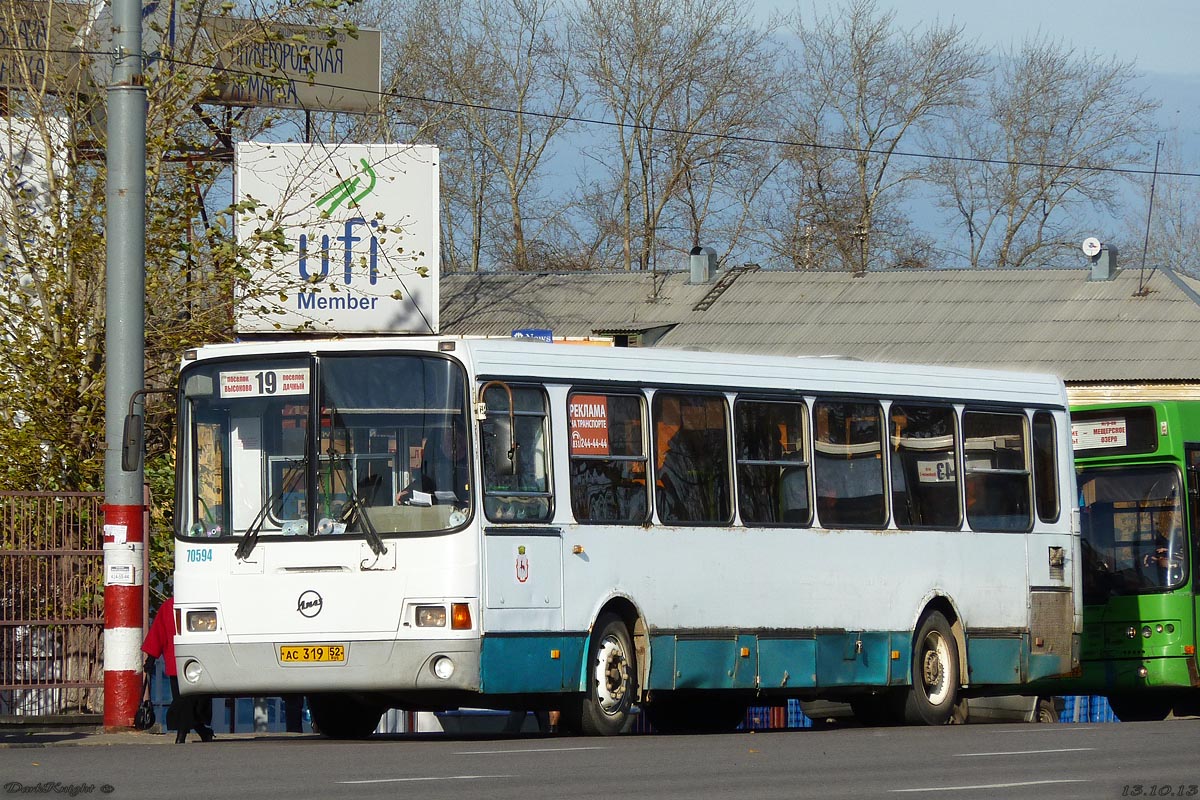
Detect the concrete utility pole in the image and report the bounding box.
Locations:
[102,0,147,730]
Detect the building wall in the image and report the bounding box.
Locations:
[1067,383,1200,405]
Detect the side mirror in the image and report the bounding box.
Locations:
[483,419,517,479]
[478,380,519,480]
[121,387,174,472]
[121,413,144,472]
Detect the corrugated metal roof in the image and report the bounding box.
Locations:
[440,271,699,337]
[440,267,1200,383]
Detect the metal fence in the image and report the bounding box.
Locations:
[0,492,105,721]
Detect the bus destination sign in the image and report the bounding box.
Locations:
[1072,417,1127,451]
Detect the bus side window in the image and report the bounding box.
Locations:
[1190,447,1200,570]
[653,392,732,525]
[735,399,810,527]
[889,404,959,529]
[813,400,886,528]
[963,409,1031,532]
[568,392,649,524]
[1032,410,1060,523]
[482,384,553,522]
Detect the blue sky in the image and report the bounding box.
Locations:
[757,0,1200,172]
[763,1,1200,76]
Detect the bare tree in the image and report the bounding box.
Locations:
[774,0,985,272]
[572,0,778,272]
[0,0,377,616]
[379,0,577,272]
[929,36,1159,269]
[1120,135,1200,280]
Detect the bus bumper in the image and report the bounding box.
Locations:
[1079,655,1200,693]
[174,638,482,695]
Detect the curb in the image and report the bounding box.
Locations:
[0,731,295,747]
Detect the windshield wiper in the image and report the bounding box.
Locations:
[338,488,388,557]
[323,399,387,557]
[235,456,307,561]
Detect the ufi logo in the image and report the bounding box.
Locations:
[296,590,323,618]
[296,159,383,287]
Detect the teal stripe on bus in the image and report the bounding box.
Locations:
[480,634,586,693]
[649,631,911,691]
[964,637,1025,684]
[484,630,1047,695]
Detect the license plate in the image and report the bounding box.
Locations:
[279,644,346,663]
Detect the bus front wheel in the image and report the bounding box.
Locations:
[903,611,960,725]
[307,693,383,739]
[564,613,637,736]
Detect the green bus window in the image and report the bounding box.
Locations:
[1078,465,1187,599]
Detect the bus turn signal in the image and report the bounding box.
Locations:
[451,603,472,630]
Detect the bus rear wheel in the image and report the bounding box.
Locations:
[563,613,637,736]
[1108,693,1172,722]
[307,693,383,739]
[1035,697,1059,723]
[903,611,960,725]
[850,693,902,726]
[645,693,747,734]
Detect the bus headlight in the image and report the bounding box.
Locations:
[187,610,218,632]
[416,606,447,627]
[432,656,455,680]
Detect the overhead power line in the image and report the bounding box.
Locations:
[3,43,1199,179]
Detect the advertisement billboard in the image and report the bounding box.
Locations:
[234,142,439,335]
[205,20,382,113]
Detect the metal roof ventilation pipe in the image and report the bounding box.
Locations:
[689,246,718,284]
[1086,241,1119,281]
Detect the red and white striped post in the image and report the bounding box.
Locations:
[102,502,145,729]
[102,0,148,729]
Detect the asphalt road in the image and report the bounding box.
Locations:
[2,719,1196,800]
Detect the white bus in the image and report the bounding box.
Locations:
[169,337,1080,736]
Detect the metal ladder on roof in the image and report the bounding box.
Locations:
[692,263,760,312]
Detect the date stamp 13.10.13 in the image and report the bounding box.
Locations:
[1122,786,1199,797]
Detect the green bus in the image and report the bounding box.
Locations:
[1072,401,1200,721]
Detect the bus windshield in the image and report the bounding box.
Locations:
[178,353,470,542]
[1078,465,1187,601]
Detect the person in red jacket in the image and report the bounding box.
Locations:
[142,597,215,743]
